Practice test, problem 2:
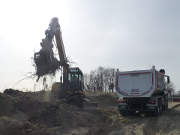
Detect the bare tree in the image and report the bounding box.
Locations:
[84,66,116,92]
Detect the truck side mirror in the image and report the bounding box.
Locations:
[167,76,170,84]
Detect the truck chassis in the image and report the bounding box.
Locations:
[118,94,169,115]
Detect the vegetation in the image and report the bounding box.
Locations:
[84,66,117,92]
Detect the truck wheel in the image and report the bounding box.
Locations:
[164,95,168,111]
[165,100,168,111]
[158,99,163,114]
[153,99,162,116]
[157,99,163,114]
[152,106,160,116]
[154,106,160,116]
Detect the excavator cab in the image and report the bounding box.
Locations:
[51,67,84,102]
[68,67,84,91]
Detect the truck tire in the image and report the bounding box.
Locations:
[162,95,168,112]
[165,95,168,111]
[165,99,168,111]
[158,98,163,114]
[153,106,160,116]
[153,98,163,116]
[162,97,166,111]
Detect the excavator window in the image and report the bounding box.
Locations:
[68,73,71,81]
[68,72,81,82]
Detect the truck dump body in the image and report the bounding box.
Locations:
[116,67,170,115]
[116,70,155,97]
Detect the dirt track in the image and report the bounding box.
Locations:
[89,94,180,135]
[0,90,180,135]
[108,102,180,135]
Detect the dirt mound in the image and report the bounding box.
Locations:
[0,89,116,135]
[0,89,180,135]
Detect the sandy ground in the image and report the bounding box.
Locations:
[0,90,180,135]
[108,102,180,135]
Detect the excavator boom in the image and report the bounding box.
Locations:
[47,18,67,66]
[47,17,69,83]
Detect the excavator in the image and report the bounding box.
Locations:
[34,17,84,107]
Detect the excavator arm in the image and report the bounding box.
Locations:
[46,17,69,84]
[46,18,67,65]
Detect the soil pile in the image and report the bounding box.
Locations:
[0,89,180,135]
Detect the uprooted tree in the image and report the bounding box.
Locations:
[33,18,63,81]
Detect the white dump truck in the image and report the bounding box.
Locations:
[115,66,170,115]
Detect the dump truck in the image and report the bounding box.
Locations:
[115,66,170,115]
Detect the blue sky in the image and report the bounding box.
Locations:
[0,0,179,91]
